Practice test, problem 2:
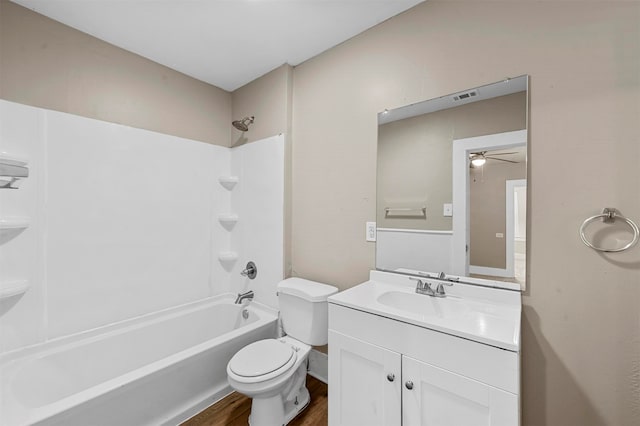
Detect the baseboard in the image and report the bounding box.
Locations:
[307,349,328,384]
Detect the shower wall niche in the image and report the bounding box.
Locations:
[0,100,284,354]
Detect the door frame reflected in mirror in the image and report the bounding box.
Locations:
[451,129,527,282]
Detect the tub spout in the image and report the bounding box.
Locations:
[235,290,254,304]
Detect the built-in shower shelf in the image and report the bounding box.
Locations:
[218,251,239,262]
[0,217,30,230]
[0,153,29,189]
[0,217,30,244]
[0,154,27,167]
[218,214,239,226]
[0,280,29,300]
[218,176,239,190]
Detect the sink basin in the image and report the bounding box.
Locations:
[328,270,522,352]
[377,291,469,319]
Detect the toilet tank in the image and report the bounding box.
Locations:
[277,278,339,346]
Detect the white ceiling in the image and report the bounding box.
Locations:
[12,0,424,92]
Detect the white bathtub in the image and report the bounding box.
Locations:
[0,296,278,426]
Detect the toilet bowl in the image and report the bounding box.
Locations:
[226,278,338,426]
[227,336,311,425]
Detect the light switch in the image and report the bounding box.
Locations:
[366,222,377,242]
[496,233,504,238]
[443,203,453,217]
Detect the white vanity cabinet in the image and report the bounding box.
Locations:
[327,271,521,426]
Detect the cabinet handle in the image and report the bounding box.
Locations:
[405,381,414,390]
[387,373,395,382]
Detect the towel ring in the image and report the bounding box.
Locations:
[579,208,639,252]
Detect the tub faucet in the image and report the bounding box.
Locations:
[235,290,254,304]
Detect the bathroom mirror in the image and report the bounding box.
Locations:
[376,75,528,288]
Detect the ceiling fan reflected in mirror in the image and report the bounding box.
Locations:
[469,151,519,168]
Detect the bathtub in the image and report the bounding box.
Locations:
[0,295,278,426]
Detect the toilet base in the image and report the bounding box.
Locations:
[248,385,310,426]
[283,386,310,424]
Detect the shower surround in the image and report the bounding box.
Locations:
[0,99,284,423]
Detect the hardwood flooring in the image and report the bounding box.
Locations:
[181,375,328,426]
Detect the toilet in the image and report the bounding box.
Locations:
[226,278,338,426]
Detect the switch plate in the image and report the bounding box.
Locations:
[496,233,504,238]
[443,203,453,217]
[366,222,377,242]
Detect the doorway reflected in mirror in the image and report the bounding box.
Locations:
[469,146,526,286]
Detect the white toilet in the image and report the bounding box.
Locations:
[227,278,338,426]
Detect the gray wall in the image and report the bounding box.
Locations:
[0,0,231,145]
[291,2,639,426]
[231,64,292,145]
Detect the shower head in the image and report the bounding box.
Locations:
[232,116,254,132]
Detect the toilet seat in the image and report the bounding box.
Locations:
[228,339,297,383]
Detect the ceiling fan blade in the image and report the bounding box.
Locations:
[487,157,519,163]
[486,152,518,156]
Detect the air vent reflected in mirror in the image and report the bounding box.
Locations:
[453,90,478,101]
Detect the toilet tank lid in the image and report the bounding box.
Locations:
[277,278,338,302]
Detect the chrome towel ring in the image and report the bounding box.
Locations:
[579,208,639,252]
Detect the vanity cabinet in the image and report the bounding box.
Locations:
[328,302,520,426]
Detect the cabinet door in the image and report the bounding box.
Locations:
[402,355,519,426]
[328,330,402,426]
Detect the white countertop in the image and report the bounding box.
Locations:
[329,270,521,352]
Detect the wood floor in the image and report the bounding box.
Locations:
[181,375,328,426]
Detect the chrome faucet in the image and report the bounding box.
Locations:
[410,277,453,298]
[410,277,436,296]
[435,271,460,283]
[235,290,254,304]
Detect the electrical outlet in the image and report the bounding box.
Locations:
[443,203,453,217]
[366,222,377,242]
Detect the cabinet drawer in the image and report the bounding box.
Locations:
[329,303,519,394]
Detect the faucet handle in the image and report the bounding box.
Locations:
[434,282,453,297]
[410,277,437,296]
[409,276,425,289]
[241,261,257,279]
